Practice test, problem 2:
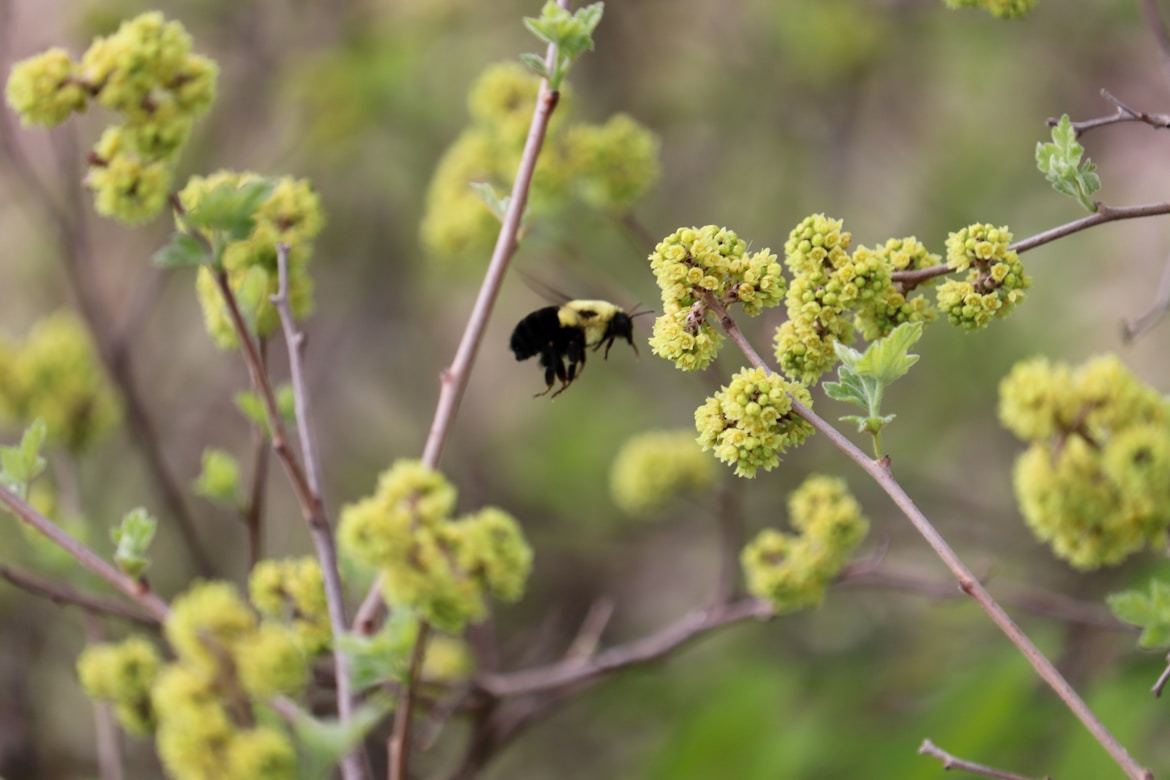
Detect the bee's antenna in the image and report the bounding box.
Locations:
[628,303,655,320]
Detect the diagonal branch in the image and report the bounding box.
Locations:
[0,562,159,626]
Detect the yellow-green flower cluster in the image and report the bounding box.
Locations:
[6,13,218,223]
[695,367,814,478]
[742,475,869,612]
[610,430,718,516]
[648,226,785,371]
[77,636,161,736]
[149,582,303,780]
[421,62,661,264]
[936,223,1030,331]
[1000,355,1170,569]
[249,557,332,654]
[0,311,119,451]
[421,63,570,261]
[421,635,474,683]
[853,237,940,341]
[943,0,1036,18]
[338,460,533,633]
[775,215,893,384]
[185,171,324,349]
[566,113,661,212]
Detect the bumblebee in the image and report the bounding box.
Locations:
[509,300,641,398]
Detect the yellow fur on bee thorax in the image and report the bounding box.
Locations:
[558,300,619,346]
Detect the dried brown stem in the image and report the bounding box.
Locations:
[1151,658,1170,698]
[919,739,1050,780]
[708,299,1152,780]
[1052,90,1170,137]
[0,486,170,622]
[389,623,430,780]
[0,563,158,626]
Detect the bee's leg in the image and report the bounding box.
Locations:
[567,334,586,379]
[534,350,564,397]
[602,336,616,360]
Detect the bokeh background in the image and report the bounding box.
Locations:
[2,0,1170,778]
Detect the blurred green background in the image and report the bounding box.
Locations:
[2,0,1170,778]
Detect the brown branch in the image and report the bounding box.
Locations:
[1151,658,1170,697]
[1122,249,1170,342]
[0,486,170,622]
[0,563,158,627]
[478,598,774,698]
[1051,90,1170,137]
[564,597,615,662]
[264,245,364,780]
[919,739,1050,780]
[389,623,431,780]
[708,298,1153,780]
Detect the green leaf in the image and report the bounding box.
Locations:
[0,420,48,489]
[1108,581,1170,650]
[1036,115,1100,213]
[192,448,242,508]
[152,232,210,268]
[183,180,274,241]
[823,365,871,410]
[1108,591,1156,625]
[519,52,550,81]
[111,507,157,579]
[850,321,923,384]
[290,695,395,780]
[335,610,420,691]
[234,266,270,337]
[470,181,511,223]
[522,2,604,89]
[1139,624,1170,650]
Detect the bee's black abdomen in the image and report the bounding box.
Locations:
[510,306,562,360]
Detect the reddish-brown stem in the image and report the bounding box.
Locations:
[0,486,170,622]
[0,562,159,626]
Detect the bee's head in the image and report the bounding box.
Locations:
[606,305,653,356]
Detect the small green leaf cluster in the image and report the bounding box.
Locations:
[111,507,157,579]
[695,367,814,478]
[853,237,940,341]
[421,62,660,263]
[775,215,903,384]
[824,322,923,456]
[942,0,1037,18]
[741,475,869,612]
[1000,355,1170,569]
[178,172,323,349]
[1036,114,1100,212]
[336,610,420,691]
[648,226,784,371]
[249,557,333,654]
[936,223,1030,330]
[1109,579,1170,649]
[192,448,243,508]
[76,636,162,736]
[338,460,533,633]
[0,420,46,500]
[609,430,717,517]
[521,1,605,91]
[0,311,120,452]
[5,13,218,223]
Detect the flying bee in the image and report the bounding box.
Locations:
[510,299,649,398]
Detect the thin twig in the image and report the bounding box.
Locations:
[891,199,1170,288]
[266,245,364,780]
[707,298,1152,780]
[478,598,774,698]
[1151,658,1170,697]
[1051,90,1170,137]
[564,597,615,662]
[82,615,126,780]
[0,563,159,626]
[389,623,431,780]
[713,482,744,604]
[0,486,170,622]
[1121,248,1170,342]
[919,739,1050,780]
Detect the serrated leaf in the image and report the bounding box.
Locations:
[192,448,242,508]
[152,232,210,268]
[183,180,274,240]
[840,415,869,433]
[291,695,394,780]
[1140,624,1170,650]
[112,507,157,578]
[1108,591,1157,625]
[519,52,550,81]
[20,419,47,462]
[336,610,419,691]
[853,321,923,384]
[823,367,868,408]
[470,181,510,222]
[0,446,26,484]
